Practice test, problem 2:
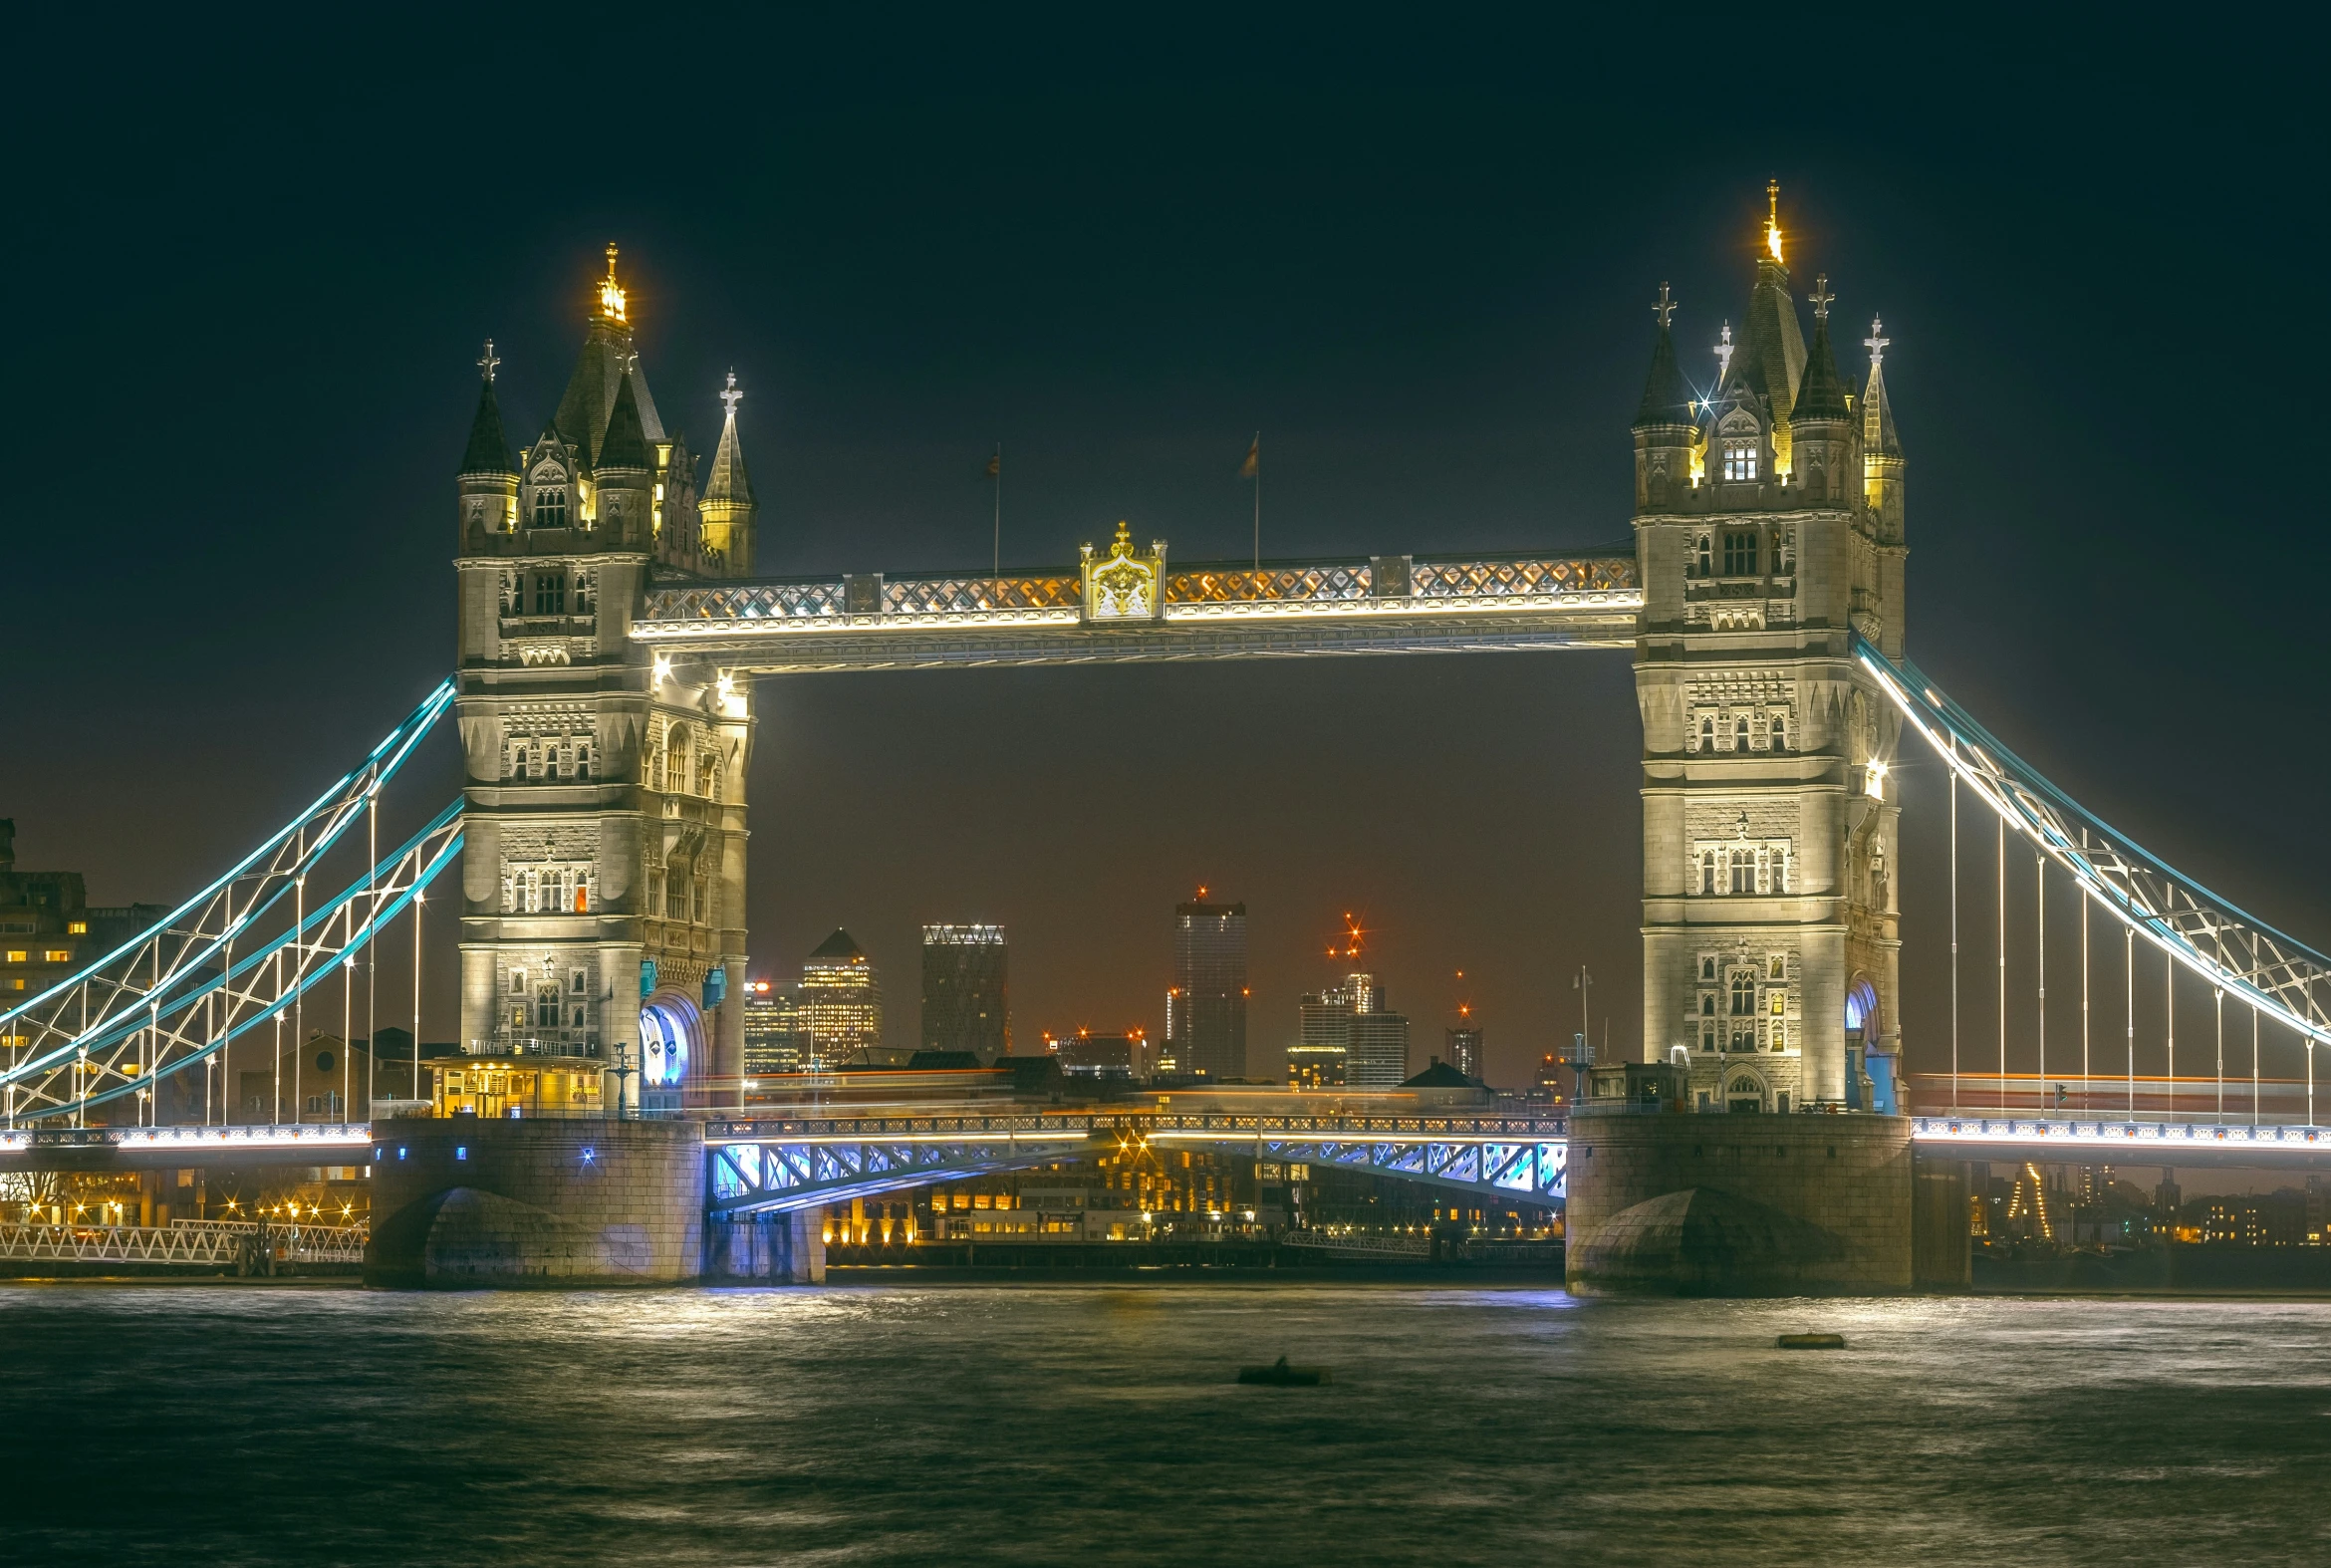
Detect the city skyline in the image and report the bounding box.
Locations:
[10,21,2322,1096]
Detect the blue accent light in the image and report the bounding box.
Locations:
[397,1147,407,1160]
[640,959,657,997]
[455,1146,467,1161]
[701,966,726,1009]
[581,1148,596,1164]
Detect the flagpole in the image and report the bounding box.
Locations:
[991,442,1001,578]
[1251,430,1260,570]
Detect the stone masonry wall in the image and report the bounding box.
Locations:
[366,1117,704,1288]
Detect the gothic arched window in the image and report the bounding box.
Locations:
[1698,715,1715,750]
[1700,852,1717,896]
[533,486,568,529]
[1730,972,1754,1016]
[1722,440,1759,482]
[1695,535,1712,577]
[1701,957,1717,981]
[1770,714,1787,751]
[1730,850,1754,895]
[1735,715,1751,749]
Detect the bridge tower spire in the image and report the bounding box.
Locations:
[1631,204,1907,1110]
[451,254,754,1111]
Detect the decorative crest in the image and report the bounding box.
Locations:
[720,370,743,418]
[1808,274,1834,322]
[1864,316,1890,366]
[477,339,499,383]
[1764,179,1783,264]
[1653,282,1678,330]
[599,243,628,323]
[1715,321,1735,384]
[1080,520,1165,622]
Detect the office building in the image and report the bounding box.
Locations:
[1042,1028,1143,1080]
[1444,1025,1483,1081]
[1167,898,1247,1080]
[1292,971,1407,1088]
[801,928,883,1066]
[742,978,812,1074]
[920,923,1009,1057]
[0,820,161,1012]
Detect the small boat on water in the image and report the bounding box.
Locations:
[1776,1333,1847,1351]
[1238,1356,1331,1386]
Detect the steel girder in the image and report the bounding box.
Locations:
[707,1136,1095,1215]
[1859,640,2331,1050]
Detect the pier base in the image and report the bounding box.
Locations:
[1565,1109,1914,1295]
[364,1118,705,1288]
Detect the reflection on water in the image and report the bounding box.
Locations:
[6,1283,2329,1566]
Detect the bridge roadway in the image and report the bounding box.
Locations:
[626,549,1642,672]
[11,1111,2331,1190]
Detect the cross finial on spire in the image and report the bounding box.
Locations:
[1653,282,1678,330]
[1864,316,1890,366]
[1715,321,1735,384]
[1809,274,1834,322]
[477,339,499,383]
[1764,179,1783,263]
[720,370,742,418]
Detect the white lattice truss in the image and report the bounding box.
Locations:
[0,682,460,1124]
[0,1220,367,1265]
[1858,640,2331,1050]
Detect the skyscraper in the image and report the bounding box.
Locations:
[801,928,882,1067]
[1443,1025,1483,1081]
[742,978,812,1074]
[1168,897,1247,1080]
[921,923,1009,1057]
[1347,1004,1411,1089]
[1291,972,1409,1087]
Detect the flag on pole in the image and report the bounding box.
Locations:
[1239,436,1258,479]
[985,451,1000,478]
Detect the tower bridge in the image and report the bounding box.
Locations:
[8,203,2331,1293]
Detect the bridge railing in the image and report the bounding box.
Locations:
[636,551,1640,632]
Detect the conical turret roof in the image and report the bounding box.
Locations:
[596,373,652,470]
[1862,345,1902,457]
[1633,319,1695,429]
[1792,311,1851,421]
[458,377,515,475]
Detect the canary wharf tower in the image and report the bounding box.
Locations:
[452,249,756,1104]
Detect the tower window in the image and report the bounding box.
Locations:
[1722,531,1760,576]
[1694,536,1712,577]
[1730,850,1754,895]
[1697,715,1714,751]
[1700,852,1716,896]
[1701,957,1717,981]
[1700,993,1715,1017]
[1771,714,1787,751]
[533,487,568,529]
[1730,972,1754,1016]
[1722,440,1759,482]
[533,573,566,616]
[1735,715,1751,749]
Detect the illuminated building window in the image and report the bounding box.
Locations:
[4,950,23,963]
[43,950,68,963]
[1722,530,1759,575]
[1768,954,1785,982]
[533,486,568,529]
[1770,992,1786,1016]
[6,979,22,991]
[67,921,87,935]
[1721,440,1758,482]
[533,572,567,616]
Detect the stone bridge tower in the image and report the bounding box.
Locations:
[1631,191,1908,1111]
[451,249,756,1109]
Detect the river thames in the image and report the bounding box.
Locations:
[5,1283,2328,1565]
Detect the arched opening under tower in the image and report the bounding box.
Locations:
[640,991,703,1096]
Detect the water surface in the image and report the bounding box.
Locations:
[5,1283,2327,1565]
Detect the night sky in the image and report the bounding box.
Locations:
[9,15,2322,1090]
